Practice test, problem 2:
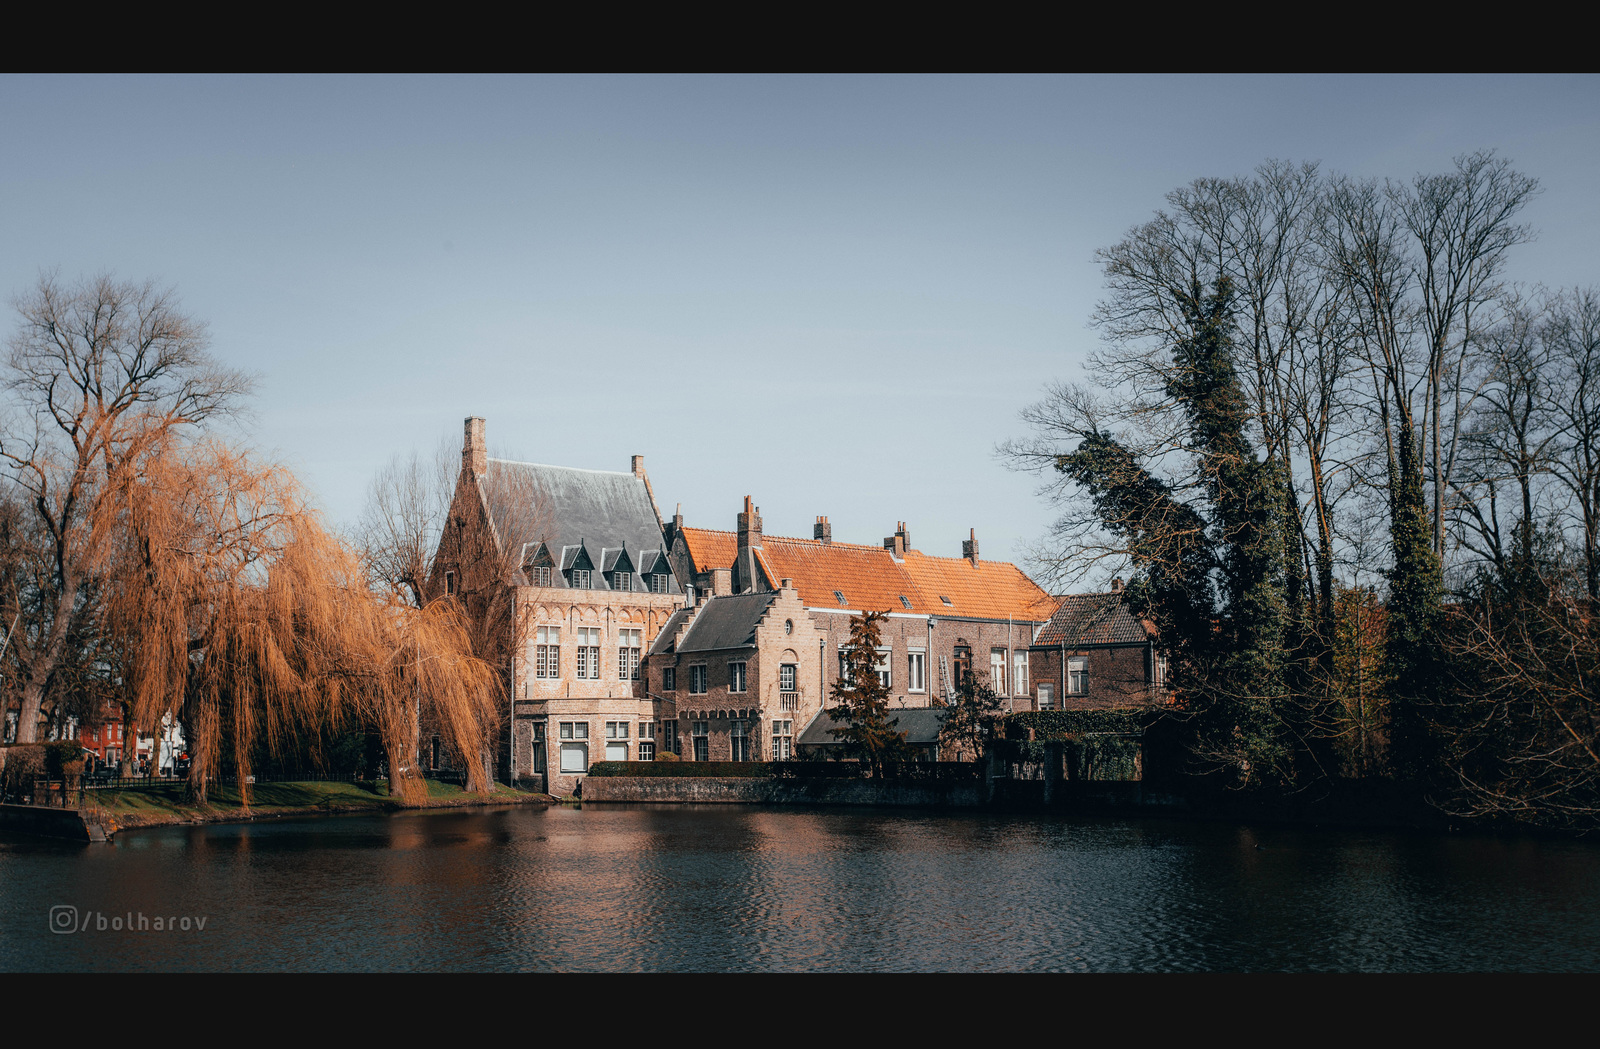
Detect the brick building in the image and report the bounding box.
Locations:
[1028,583,1165,710]
[659,499,1059,757]
[431,417,685,795]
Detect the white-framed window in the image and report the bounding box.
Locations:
[689,665,708,694]
[531,565,553,587]
[559,721,589,740]
[908,650,926,693]
[875,648,892,689]
[991,648,1007,693]
[571,568,591,589]
[833,590,848,606]
[650,573,669,593]
[838,651,853,686]
[1038,684,1054,710]
[772,720,793,761]
[1069,657,1088,695]
[535,626,560,679]
[640,721,655,740]
[728,661,747,693]
[730,719,749,762]
[662,666,676,691]
[691,720,709,761]
[612,571,631,592]
[575,628,601,679]
[618,629,642,681]
[779,663,796,692]
[605,721,630,739]
[1014,650,1029,696]
[639,741,655,761]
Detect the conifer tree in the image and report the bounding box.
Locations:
[827,611,912,775]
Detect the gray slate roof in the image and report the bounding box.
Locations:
[673,592,778,653]
[1034,593,1153,647]
[484,458,676,592]
[798,707,947,746]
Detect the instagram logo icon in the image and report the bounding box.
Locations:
[49,905,77,934]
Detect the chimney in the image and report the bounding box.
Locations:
[896,521,911,551]
[814,515,832,544]
[710,567,732,597]
[781,578,794,590]
[883,522,905,561]
[1111,577,1124,593]
[631,455,646,478]
[463,416,487,477]
[735,496,763,594]
[962,528,979,567]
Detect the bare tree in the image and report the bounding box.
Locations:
[358,437,455,608]
[1543,288,1600,599]
[0,274,251,744]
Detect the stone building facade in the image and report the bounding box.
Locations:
[430,417,685,795]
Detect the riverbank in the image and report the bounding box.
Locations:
[3,779,550,840]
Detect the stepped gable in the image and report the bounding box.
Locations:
[675,591,778,653]
[678,526,1052,620]
[1035,592,1153,646]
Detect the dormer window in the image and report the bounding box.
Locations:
[529,565,552,587]
[571,569,591,589]
[940,596,953,606]
[899,595,912,609]
[650,573,669,594]
[833,590,848,606]
[611,572,631,592]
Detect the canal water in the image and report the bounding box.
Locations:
[4,804,1599,971]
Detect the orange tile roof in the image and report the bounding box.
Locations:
[678,527,1053,622]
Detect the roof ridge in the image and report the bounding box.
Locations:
[488,458,635,477]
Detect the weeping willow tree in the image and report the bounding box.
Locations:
[98,435,500,805]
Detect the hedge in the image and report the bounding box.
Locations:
[1006,709,1145,740]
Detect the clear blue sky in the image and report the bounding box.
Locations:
[3,75,1596,577]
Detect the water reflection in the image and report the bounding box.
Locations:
[3,805,1599,971]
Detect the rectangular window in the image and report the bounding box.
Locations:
[445,570,456,596]
[1014,650,1029,696]
[728,661,747,693]
[689,665,707,694]
[640,721,655,739]
[991,648,1007,693]
[535,626,560,679]
[558,721,589,740]
[875,648,892,690]
[605,740,628,761]
[530,722,547,773]
[571,568,591,589]
[1069,657,1088,695]
[838,651,853,686]
[772,720,793,761]
[618,629,642,682]
[650,573,668,593]
[531,566,552,587]
[908,651,926,693]
[692,720,709,762]
[779,663,796,692]
[560,742,588,773]
[662,666,676,691]
[1038,684,1054,710]
[664,720,678,755]
[612,572,630,592]
[730,720,749,762]
[605,721,630,739]
[639,741,655,761]
[575,627,601,679]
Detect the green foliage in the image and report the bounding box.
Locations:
[938,672,1005,759]
[827,611,914,774]
[1008,709,1144,739]
[1385,418,1444,777]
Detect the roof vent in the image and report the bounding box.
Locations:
[899,596,912,609]
[833,590,848,606]
[940,596,953,607]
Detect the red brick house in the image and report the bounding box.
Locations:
[1028,583,1165,711]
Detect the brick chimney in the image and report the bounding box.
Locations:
[631,455,645,478]
[1111,577,1124,593]
[734,496,763,594]
[463,416,486,477]
[962,528,979,567]
[884,521,907,561]
[814,515,832,544]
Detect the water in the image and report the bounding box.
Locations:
[4,804,1598,971]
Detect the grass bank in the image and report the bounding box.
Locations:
[84,778,546,833]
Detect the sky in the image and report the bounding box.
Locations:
[2,74,1597,580]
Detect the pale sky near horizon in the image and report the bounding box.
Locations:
[3,75,1597,581]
